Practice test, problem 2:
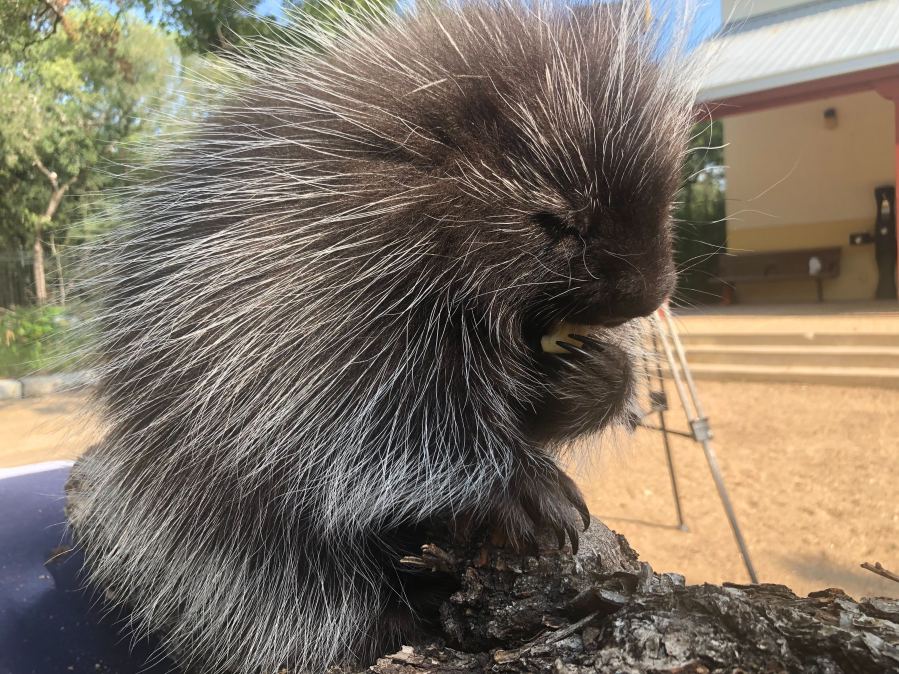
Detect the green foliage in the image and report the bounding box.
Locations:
[134,0,281,54]
[0,1,398,253]
[1,0,402,310]
[284,0,395,36]
[133,0,397,54]
[0,4,180,249]
[0,2,182,310]
[0,304,87,376]
[0,1,67,53]
[673,121,727,305]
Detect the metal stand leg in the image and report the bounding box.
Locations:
[644,334,687,532]
[659,410,688,532]
[651,305,759,584]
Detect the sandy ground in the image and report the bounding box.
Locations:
[573,379,899,601]
[671,301,899,334]
[0,394,98,468]
[1,382,897,601]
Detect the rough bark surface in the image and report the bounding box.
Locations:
[331,522,899,674]
[67,476,899,674]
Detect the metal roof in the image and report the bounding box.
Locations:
[698,0,899,102]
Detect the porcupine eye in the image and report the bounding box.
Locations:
[531,211,581,239]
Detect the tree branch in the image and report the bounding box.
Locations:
[66,466,899,674]
[333,524,899,673]
[41,0,77,42]
[33,157,58,189]
[33,159,78,220]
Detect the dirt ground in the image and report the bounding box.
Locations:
[0,394,98,468]
[1,382,897,601]
[573,379,899,601]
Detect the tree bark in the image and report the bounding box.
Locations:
[334,523,899,674]
[66,463,899,674]
[49,231,66,306]
[32,222,47,305]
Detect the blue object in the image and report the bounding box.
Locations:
[0,465,178,674]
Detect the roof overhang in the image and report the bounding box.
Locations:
[700,48,899,103]
[697,0,899,118]
[700,61,899,119]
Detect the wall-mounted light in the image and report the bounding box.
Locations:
[823,107,838,130]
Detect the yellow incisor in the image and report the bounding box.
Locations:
[540,322,597,353]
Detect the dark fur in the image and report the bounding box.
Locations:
[71,2,695,672]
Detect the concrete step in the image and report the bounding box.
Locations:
[677,331,899,348]
[684,345,899,369]
[678,363,899,389]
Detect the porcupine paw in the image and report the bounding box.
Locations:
[534,332,632,443]
[490,464,590,555]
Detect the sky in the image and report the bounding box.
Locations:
[254,0,724,44]
[97,0,724,54]
[691,1,724,45]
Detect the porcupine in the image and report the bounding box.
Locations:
[67,1,699,671]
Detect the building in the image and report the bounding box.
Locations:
[699,0,899,304]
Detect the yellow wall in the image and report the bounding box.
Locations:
[721,0,813,21]
[722,90,894,303]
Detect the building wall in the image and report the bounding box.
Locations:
[722,90,894,303]
[722,0,816,21]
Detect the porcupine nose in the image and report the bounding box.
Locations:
[576,256,675,327]
[535,209,676,325]
[579,291,666,327]
[599,294,664,325]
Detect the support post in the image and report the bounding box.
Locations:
[874,78,899,299]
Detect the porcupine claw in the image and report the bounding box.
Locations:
[576,497,591,532]
[555,340,590,357]
[565,522,580,555]
[553,525,566,550]
[569,333,606,350]
[549,353,579,370]
[563,476,591,532]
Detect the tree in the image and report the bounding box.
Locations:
[131,0,281,54]
[0,0,401,307]
[0,3,179,304]
[133,0,395,55]
[351,530,899,673]
[0,1,278,55]
[66,472,899,673]
[0,1,80,52]
[673,120,727,305]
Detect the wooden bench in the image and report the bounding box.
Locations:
[717,247,841,303]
